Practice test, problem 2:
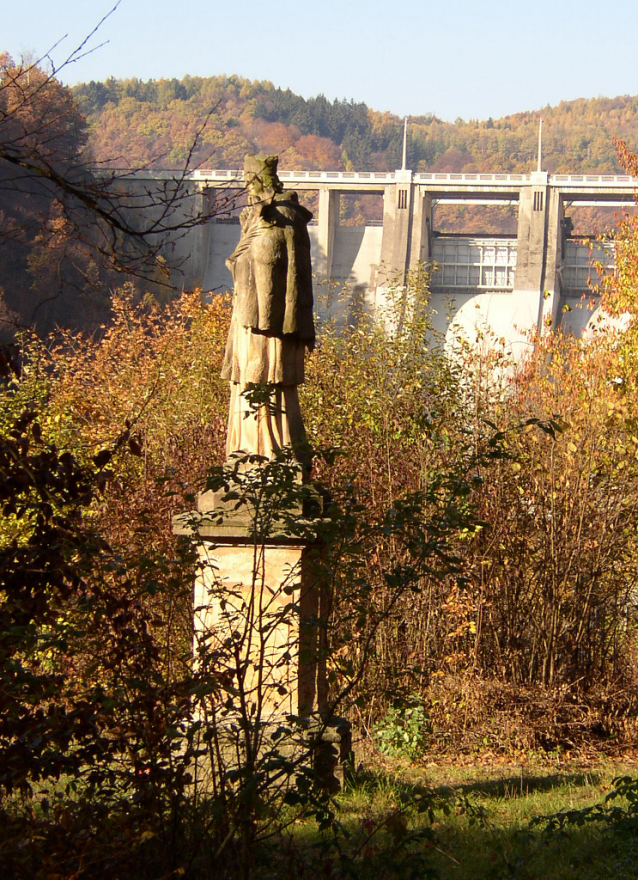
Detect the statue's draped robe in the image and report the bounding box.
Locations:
[222,192,315,460]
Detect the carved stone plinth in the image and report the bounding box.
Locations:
[172,488,352,788]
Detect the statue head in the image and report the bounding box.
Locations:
[244,154,283,203]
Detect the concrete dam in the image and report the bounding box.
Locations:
[125,168,635,355]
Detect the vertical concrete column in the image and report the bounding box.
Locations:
[540,187,565,330]
[161,180,205,291]
[512,172,549,341]
[196,186,214,291]
[378,184,396,283]
[379,170,414,286]
[408,190,432,270]
[316,187,339,278]
[513,174,565,341]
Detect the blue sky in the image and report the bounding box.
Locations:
[4,0,638,122]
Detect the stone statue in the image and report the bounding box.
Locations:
[176,157,351,784]
[221,154,315,467]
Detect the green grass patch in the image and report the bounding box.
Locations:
[284,758,638,880]
[3,757,637,878]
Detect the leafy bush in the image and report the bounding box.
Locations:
[374,699,431,760]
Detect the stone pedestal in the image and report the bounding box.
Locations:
[173,481,352,788]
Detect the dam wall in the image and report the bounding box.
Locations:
[124,169,632,351]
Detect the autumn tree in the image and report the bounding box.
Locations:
[0,54,225,337]
[0,52,106,333]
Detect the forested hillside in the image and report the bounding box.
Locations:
[73,73,638,175]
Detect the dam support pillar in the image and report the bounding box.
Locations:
[159,183,215,292]
[378,175,432,292]
[540,186,566,330]
[408,190,432,270]
[379,170,414,287]
[512,171,565,353]
[317,187,339,278]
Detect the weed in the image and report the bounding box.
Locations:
[373,699,431,760]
